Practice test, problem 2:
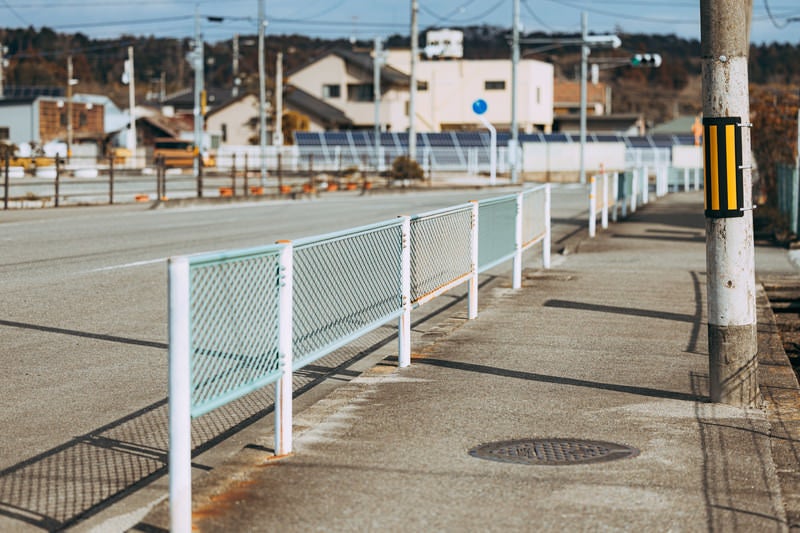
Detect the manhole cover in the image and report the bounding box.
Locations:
[469,438,639,466]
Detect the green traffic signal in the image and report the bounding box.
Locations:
[631,53,662,68]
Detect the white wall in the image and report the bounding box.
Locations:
[522,141,626,180]
[672,145,703,169]
[0,103,35,145]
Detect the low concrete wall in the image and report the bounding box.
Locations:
[522,141,626,182]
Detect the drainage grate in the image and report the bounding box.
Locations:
[468,438,639,466]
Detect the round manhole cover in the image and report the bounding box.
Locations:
[469,438,639,466]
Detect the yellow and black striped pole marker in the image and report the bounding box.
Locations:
[703,116,744,218]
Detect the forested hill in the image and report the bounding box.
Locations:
[1,25,797,123]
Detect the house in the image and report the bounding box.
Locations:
[0,87,104,149]
[552,78,644,135]
[205,92,260,148]
[286,46,555,134]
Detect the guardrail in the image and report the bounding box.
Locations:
[166,184,550,532]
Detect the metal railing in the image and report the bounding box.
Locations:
[166,184,551,532]
[777,164,800,235]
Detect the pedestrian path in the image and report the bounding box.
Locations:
[139,191,800,532]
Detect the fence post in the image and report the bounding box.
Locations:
[512,192,523,289]
[641,166,649,205]
[197,153,204,198]
[601,172,609,230]
[588,175,596,238]
[793,166,800,236]
[55,157,61,207]
[398,216,412,367]
[543,183,551,269]
[108,154,115,205]
[168,257,192,533]
[468,200,479,320]
[3,154,9,210]
[611,172,619,222]
[232,154,238,197]
[275,241,294,456]
[631,169,638,214]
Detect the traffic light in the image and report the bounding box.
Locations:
[630,53,662,68]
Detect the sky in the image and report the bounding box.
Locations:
[0,0,798,46]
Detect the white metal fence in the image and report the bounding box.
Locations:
[166,184,551,532]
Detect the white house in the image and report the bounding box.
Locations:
[287,47,554,134]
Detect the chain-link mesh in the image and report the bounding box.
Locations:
[293,220,404,368]
[188,247,283,417]
[410,205,473,303]
[478,195,518,272]
[522,186,547,247]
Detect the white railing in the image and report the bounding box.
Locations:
[166,184,551,532]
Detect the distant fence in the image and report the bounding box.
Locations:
[777,164,800,235]
[166,184,551,532]
[588,166,703,237]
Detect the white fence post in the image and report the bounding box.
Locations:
[398,216,412,367]
[543,184,552,269]
[589,175,597,238]
[168,257,192,533]
[275,241,293,456]
[601,172,609,230]
[612,172,619,222]
[631,169,638,214]
[469,200,479,319]
[512,192,523,289]
[641,166,649,205]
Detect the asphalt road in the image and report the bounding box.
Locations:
[0,185,589,531]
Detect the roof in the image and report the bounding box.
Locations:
[553,79,607,105]
[162,87,238,111]
[285,85,353,128]
[650,115,701,135]
[1,86,65,100]
[138,114,194,138]
[287,48,411,88]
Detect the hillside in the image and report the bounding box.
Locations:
[0,25,798,128]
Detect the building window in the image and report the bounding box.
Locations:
[485,80,506,90]
[417,81,428,91]
[347,83,374,102]
[0,127,8,141]
[60,112,67,126]
[221,123,228,142]
[323,84,341,98]
[79,112,88,127]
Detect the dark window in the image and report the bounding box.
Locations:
[221,123,228,142]
[485,80,506,90]
[79,112,87,127]
[0,127,8,141]
[347,83,374,102]
[60,112,67,126]
[323,84,341,98]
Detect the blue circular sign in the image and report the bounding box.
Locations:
[472,99,488,115]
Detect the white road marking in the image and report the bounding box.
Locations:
[90,258,166,272]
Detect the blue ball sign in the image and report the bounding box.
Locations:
[472,98,488,115]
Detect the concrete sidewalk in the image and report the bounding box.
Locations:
[140,191,800,532]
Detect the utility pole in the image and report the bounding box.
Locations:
[374,37,384,169]
[579,12,588,185]
[510,0,520,184]
[258,0,267,184]
[127,46,137,164]
[0,44,6,99]
[700,0,758,406]
[67,54,73,161]
[192,7,204,178]
[408,0,418,162]
[232,33,240,97]
[274,51,283,146]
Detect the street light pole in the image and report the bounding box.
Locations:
[700,0,758,406]
[258,0,267,185]
[579,12,588,185]
[192,7,204,178]
[510,0,520,184]
[67,54,73,162]
[374,36,382,170]
[408,0,418,162]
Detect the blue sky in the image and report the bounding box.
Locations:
[1,0,798,44]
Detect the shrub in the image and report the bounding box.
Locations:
[390,156,424,181]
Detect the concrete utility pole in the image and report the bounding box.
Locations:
[510,0,520,184]
[408,0,418,162]
[700,0,758,406]
[67,54,74,161]
[258,0,268,184]
[232,33,240,97]
[192,7,204,178]
[127,46,137,163]
[0,44,6,99]
[374,37,382,168]
[274,51,283,146]
[579,12,588,185]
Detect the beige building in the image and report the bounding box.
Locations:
[286,48,554,134]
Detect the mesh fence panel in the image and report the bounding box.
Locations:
[522,186,547,247]
[410,205,473,303]
[188,247,283,417]
[293,221,404,367]
[478,195,517,272]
